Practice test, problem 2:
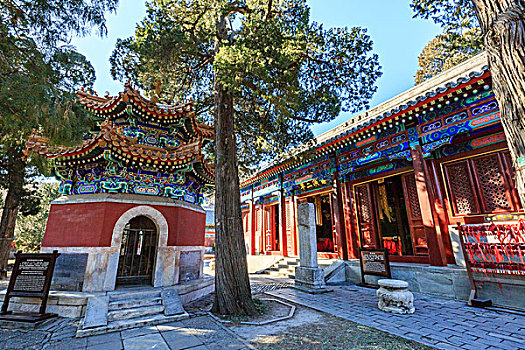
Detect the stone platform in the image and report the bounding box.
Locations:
[0,275,215,319]
[345,260,525,311]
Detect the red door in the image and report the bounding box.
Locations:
[255,206,263,254]
[264,206,274,252]
[354,183,379,248]
[401,173,428,255]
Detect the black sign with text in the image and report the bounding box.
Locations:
[1,251,60,316]
[358,248,391,287]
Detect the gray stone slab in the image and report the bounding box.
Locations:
[161,328,204,349]
[156,321,184,332]
[45,338,88,350]
[123,333,169,350]
[121,325,159,339]
[86,331,122,346]
[87,340,123,350]
[51,253,88,291]
[297,203,317,268]
[179,251,201,282]
[83,296,108,329]
[161,289,186,316]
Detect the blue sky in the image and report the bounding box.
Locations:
[71,0,442,136]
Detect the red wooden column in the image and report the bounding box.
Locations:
[342,182,360,259]
[249,199,256,255]
[331,176,348,260]
[278,188,288,257]
[292,195,299,256]
[411,145,448,266]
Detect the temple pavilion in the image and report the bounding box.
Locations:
[26,82,214,292]
[239,53,524,310]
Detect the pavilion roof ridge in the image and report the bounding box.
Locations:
[76,83,194,116]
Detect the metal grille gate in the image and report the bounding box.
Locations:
[116,216,158,285]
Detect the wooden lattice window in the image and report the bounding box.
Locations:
[285,201,293,230]
[472,155,512,212]
[355,185,372,222]
[445,161,479,215]
[444,151,519,216]
[354,183,377,248]
[403,174,422,218]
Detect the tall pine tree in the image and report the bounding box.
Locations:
[111,0,381,315]
[0,0,119,277]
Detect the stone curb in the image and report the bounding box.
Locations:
[206,314,258,350]
[207,298,296,326]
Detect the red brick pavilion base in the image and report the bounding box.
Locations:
[41,193,206,292]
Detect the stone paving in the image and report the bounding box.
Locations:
[267,285,525,350]
[0,316,251,350]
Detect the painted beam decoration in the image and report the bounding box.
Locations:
[25,82,214,204]
[239,67,509,194]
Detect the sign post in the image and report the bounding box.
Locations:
[358,248,391,288]
[1,250,60,323]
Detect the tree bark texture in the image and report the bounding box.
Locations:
[0,147,25,278]
[211,82,257,316]
[470,0,525,206]
[211,14,256,316]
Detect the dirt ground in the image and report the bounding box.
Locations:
[185,286,433,350]
[227,302,433,350]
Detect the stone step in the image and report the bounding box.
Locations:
[77,312,189,338]
[109,290,161,302]
[264,270,294,278]
[108,297,163,311]
[107,305,164,322]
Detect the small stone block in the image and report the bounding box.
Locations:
[161,289,186,316]
[376,279,415,314]
[83,296,108,329]
[295,266,326,289]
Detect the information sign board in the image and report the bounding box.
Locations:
[358,248,391,288]
[1,251,60,318]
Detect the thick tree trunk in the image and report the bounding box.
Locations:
[211,15,256,316]
[0,147,25,278]
[470,0,525,206]
[211,82,257,316]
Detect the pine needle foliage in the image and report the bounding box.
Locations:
[411,0,484,84]
[0,0,119,277]
[110,0,382,171]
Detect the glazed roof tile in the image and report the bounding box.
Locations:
[241,52,491,186]
[27,120,203,164]
[77,82,193,117]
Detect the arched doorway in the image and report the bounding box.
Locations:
[116,216,158,285]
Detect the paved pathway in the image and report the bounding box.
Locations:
[0,316,251,350]
[267,285,525,350]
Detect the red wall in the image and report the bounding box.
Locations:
[43,201,205,247]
